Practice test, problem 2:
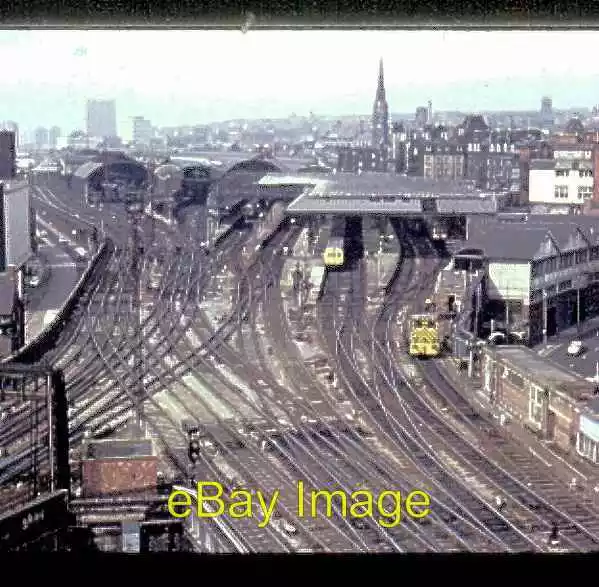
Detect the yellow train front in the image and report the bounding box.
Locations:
[408,313,440,358]
[323,237,345,267]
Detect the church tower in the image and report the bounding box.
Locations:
[372,58,389,156]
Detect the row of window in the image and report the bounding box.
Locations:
[531,247,599,278]
[531,279,576,301]
[423,155,464,163]
[555,169,593,178]
[554,185,593,199]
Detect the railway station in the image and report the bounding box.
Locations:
[8,31,599,554]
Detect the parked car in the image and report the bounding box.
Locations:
[567,340,584,356]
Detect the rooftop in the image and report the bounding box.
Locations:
[286,173,502,215]
[84,438,155,460]
[465,215,599,261]
[307,173,479,198]
[491,346,593,400]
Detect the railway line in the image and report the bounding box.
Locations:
[349,221,599,552]
[4,176,599,553]
[316,257,523,551]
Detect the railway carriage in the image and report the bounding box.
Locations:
[408,313,440,358]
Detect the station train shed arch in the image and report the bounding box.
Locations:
[73,154,149,193]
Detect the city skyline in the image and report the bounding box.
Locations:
[2,29,599,134]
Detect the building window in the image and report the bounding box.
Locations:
[577,433,598,463]
[560,252,574,268]
[559,279,572,291]
[591,246,599,260]
[578,185,593,199]
[555,169,570,177]
[554,185,569,198]
[579,169,593,178]
[529,384,545,426]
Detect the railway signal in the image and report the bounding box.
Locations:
[188,438,201,464]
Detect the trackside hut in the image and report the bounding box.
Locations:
[479,345,594,454]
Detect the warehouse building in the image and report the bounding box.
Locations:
[460,215,599,345]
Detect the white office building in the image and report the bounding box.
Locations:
[528,153,593,213]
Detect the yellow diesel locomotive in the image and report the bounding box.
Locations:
[408,313,440,358]
[323,216,346,267]
[323,237,344,267]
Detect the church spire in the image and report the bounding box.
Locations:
[372,58,389,157]
[377,57,386,100]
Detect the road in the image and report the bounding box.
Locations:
[25,238,81,342]
[536,316,599,380]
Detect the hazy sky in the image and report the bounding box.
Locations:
[2,29,599,135]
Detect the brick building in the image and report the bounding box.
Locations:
[479,346,593,454]
[423,143,464,181]
[81,438,158,497]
